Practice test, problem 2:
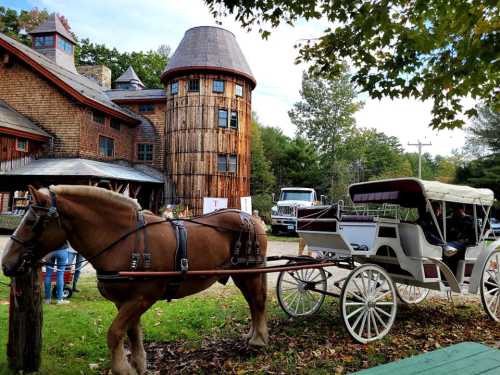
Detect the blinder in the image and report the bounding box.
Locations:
[9,190,61,271]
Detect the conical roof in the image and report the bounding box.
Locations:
[162,26,255,88]
[115,66,144,87]
[30,13,75,43]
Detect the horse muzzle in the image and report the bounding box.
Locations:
[2,257,32,277]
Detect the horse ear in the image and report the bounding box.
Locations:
[28,185,48,205]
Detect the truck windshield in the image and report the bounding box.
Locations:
[281,191,312,201]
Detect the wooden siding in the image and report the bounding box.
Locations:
[165,73,252,214]
[0,134,43,171]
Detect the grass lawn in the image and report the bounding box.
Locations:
[0,274,499,374]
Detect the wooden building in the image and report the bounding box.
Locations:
[161,26,255,213]
[0,16,255,216]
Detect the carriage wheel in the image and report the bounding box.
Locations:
[395,284,430,304]
[480,250,500,322]
[276,261,327,317]
[340,264,397,343]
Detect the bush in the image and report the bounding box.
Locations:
[252,193,273,223]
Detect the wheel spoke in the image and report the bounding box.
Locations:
[353,279,366,298]
[367,309,371,339]
[359,311,368,337]
[348,290,365,302]
[347,306,365,320]
[372,308,388,329]
[281,279,299,286]
[351,307,366,330]
[485,280,499,288]
[371,310,380,336]
[374,306,392,318]
[373,290,391,303]
[345,302,365,306]
[485,287,499,295]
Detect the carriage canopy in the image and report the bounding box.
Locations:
[349,178,494,206]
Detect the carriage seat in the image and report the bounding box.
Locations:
[398,222,441,258]
[340,215,375,222]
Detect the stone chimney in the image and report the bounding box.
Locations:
[77,65,112,89]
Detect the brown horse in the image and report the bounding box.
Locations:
[2,185,268,375]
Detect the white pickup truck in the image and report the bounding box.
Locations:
[271,187,318,234]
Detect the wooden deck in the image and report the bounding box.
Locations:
[354,342,500,374]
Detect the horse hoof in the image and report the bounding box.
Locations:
[248,336,267,348]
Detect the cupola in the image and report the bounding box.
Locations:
[114,66,145,90]
[29,13,76,72]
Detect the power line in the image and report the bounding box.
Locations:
[408,140,432,179]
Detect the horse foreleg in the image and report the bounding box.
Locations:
[127,320,146,375]
[108,299,154,375]
[233,273,269,347]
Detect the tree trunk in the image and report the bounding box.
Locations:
[7,267,43,372]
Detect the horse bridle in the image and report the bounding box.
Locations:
[9,190,60,273]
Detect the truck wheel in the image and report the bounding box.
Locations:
[271,225,279,235]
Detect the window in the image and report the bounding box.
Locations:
[217,154,238,173]
[228,155,237,172]
[57,36,73,54]
[235,84,243,97]
[171,81,179,95]
[99,136,114,157]
[93,111,105,124]
[213,80,225,93]
[230,111,238,129]
[15,138,28,152]
[188,79,200,92]
[34,35,54,48]
[217,154,227,172]
[218,109,228,128]
[139,104,154,113]
[110,119,121,131]
[137,143,153,161]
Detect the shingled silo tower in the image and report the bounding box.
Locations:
[161,26,256,214]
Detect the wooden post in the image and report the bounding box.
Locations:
[7,267,43,372]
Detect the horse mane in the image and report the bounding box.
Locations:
[50,185,142,211]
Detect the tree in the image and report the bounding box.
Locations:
[289,68,361,199]
[206,0,499,129]
[250,117,276,221]
[0,6,170,89]
[250,116,276,195]
[346,128,406,180]
[465,105,500,156]
[76,40,169,88]
[0,7,49,45]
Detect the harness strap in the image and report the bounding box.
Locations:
[172,220,188,273]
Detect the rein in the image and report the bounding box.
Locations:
[12,190,265,272]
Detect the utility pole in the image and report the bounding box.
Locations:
[408,140,432,179]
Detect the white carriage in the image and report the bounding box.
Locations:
[276,178,500,343]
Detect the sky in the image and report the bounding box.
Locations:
[2,0,468,155]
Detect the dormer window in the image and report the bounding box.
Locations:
[34,35,54,48]
[57,35,74,54]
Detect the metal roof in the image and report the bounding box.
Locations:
[0,100,50,139]
[163,26,255,87]
[106,89,166,101]
[29,13,76,43]
[0,158,163,183]
[0,33,137,123]
[115,66,144,86]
